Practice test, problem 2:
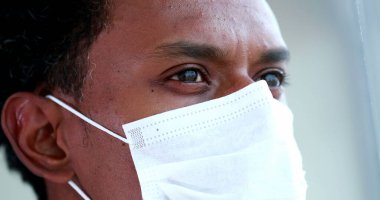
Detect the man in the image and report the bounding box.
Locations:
[0,0,307,199]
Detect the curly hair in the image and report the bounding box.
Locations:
[0,1,110,199]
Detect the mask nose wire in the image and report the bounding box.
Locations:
[45,95,131,144]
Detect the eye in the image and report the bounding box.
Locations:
[170,68,204,83]
[262,73,282,87]
[162,66,210,95]
[256,69,287,88]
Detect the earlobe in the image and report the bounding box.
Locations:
[1,92,74,183]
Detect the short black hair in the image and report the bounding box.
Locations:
[0,1,110,199]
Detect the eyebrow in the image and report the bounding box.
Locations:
[153,41,227,60]
[153,41,290,63]
[258,48,290,64]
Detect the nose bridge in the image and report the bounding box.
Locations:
[214,73,254,98]
[214,34,255,98]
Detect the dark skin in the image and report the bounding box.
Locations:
[1,0,289,199]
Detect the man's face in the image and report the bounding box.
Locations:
[61,0,287,198]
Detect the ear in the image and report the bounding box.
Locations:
[1,92,74,183]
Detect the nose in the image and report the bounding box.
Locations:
[214,74,254,99]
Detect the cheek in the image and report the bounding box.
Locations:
[270,87,284,100]
[64,118,141,198]
[116,85,212,123]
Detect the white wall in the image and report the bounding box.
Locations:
[268,0,380,199]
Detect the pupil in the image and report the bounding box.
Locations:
[179,70,197,82]
[264,74,280,87]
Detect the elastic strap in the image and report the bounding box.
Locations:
[46,95,131,144]
[68,180,91,200]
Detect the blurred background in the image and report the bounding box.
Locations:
[269,0,380,199]
[1,0,379,199]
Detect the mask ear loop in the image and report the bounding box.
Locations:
[68,180,91,200]
[46,95,132,200]
[45,95,131,144]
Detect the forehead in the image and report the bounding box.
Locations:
[116,0,273,21]
[107,0,284,53]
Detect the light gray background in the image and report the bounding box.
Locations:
[1,0,379,199]
[270,0,380,199]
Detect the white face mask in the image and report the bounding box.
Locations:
[47,80,307,200]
